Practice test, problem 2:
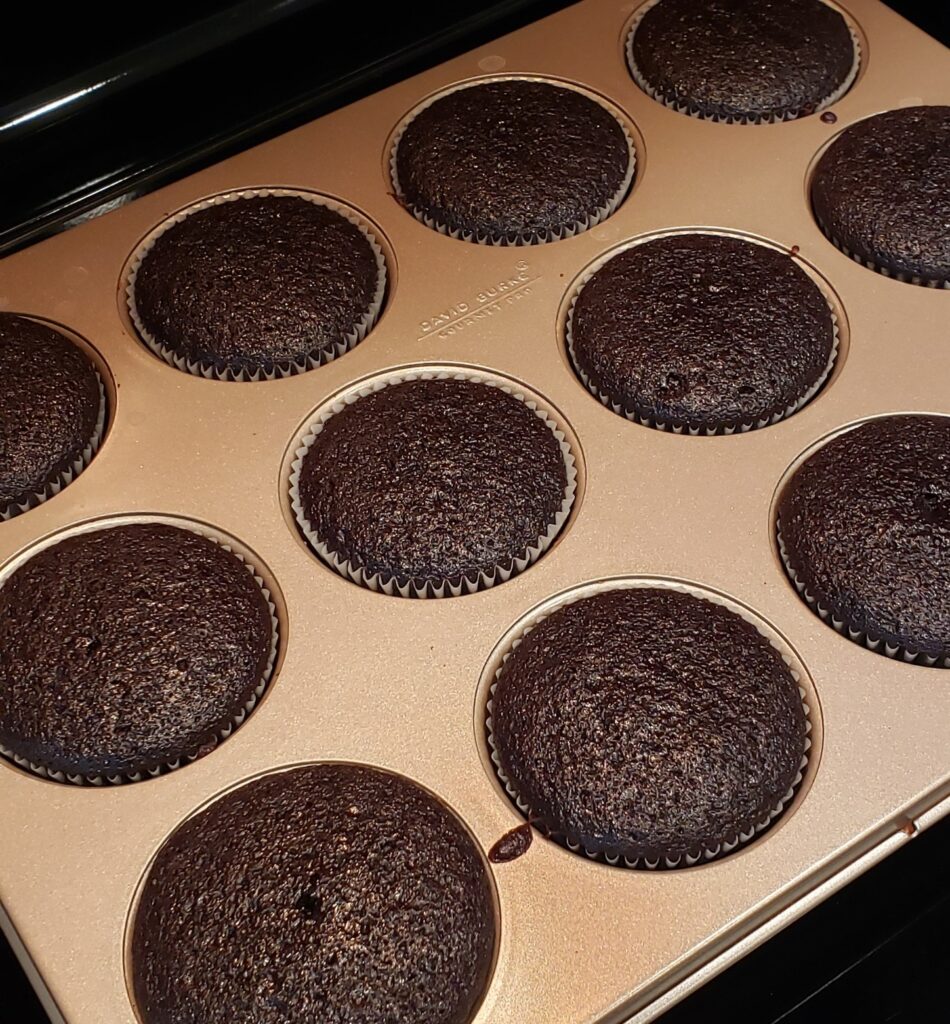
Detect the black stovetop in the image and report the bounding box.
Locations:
[2,2,948,1021]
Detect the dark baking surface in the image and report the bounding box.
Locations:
[0,524,272,778]
[0,314,101,513]
[660,814,950,1023]
[491,588,806,863]
[132,764,495,1024]
[811,105,950,284]
[394,80,631,241]
[297,378,568,585]
[569,234,835,432]
[630,0,855,122]
[133,195,382,375]
[0,0,579,257]
[1,1,947,1021]
[778,416,950,662]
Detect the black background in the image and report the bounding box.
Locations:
[1,2,948,1021]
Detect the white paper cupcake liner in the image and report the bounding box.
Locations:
[289,368,578,598]
[0,360,107,521]
[0,521,280,785]
[485,578,813,868]
[126,188,388,381]
[389,75,637,246]
[625,0,862,125]
[564,234,840,435]
[777,522,950,667]
[813,216,950,289]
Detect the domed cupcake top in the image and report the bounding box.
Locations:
[132,763,496,1024]
[811,106,950,286]
[568,233,836,433]
[393,79,634,243]
[489,586,808,866]
[0,523,275,781]
[0,313,103,518]
[777,415,950,665]
[292,375,574,596]
[129,193,386,379]
[628,0,857,123]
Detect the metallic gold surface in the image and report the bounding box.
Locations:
[0,1,948,1021]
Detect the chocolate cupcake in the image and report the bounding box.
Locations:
[128,190,387,379]
[488,586,809,867]
[392,78,634,244]
[811,106,950,287]
[627,0,858,124]
[0,523,277,783]
[291,372,576,597]
[567,233,837,434]
[777,415,950,666]
[0,313,105,519]
[132,763,496,1024]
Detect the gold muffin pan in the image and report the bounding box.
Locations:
[1,0,948,1021]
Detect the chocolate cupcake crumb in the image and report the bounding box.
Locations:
[394,79,633,243]
[778,415,950,664]
[488,823,533,863]
[629,0,857,123]
[0,523,274,781]
[0,314,103,517]
[569,234,836,433]
[490,587,807,865]
[132,763,496,1024]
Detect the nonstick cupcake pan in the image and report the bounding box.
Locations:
[1,0,948,1021]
